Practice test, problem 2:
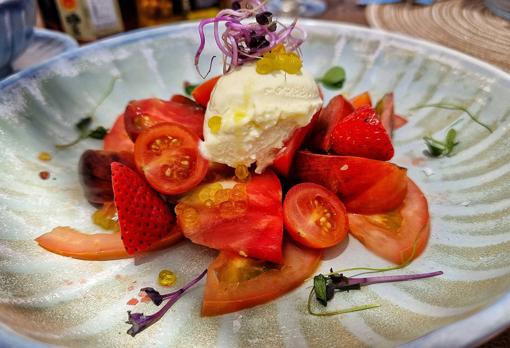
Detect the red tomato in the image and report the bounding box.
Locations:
[103,114,134,153]
[35,225,183,261]
[134,122,209,195]
[191,76,220,107]
[348,178,430,264]
[170,94,205,109]
[393,114,408,129]
[202,240,322,316]
[293,151,408,214]
[284,183,348,249]
[124,98,204,141]
[309,95,354,152]
[375,93,394,136]
[350,91,372,109]
[175,170,284,263]
[272,111,319,177]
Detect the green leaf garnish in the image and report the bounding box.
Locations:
[313,274,328,306]
[56,77,118,149]
[184,82,199,96]
[412,102,492,133]
[317,66,346,90]
[423,128,459,157]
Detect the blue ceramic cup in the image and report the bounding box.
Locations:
[0,0,36,78]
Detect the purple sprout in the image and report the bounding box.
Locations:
[195,0,306,76]
[126,269,207,337]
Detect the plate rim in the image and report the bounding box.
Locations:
[0,19,509,347]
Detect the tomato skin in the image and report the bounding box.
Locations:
[393,114,408,129]
[350,91,372,109]
[35,225,183,261]
[124,98,204,141]
[202,240,322,316]
[103,115,134,153]
[309,95,354,152]
[348,178,430,264]
[284,183,349,249]
[191,76,220,107]
[293,151,408,214]
[170,94,205,109]
[134,122,209,195]
[176,170,284,263]
[272,112,319,177]
[375,93,394,136]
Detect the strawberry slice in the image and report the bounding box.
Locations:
[330,106,394,161]
[111,162,175,254]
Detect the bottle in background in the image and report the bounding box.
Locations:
[38,0,63,31]
[136,0,185,27]
[185,0,219,19]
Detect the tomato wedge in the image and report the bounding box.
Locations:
[202,240,322,316]
[170,94,205,109]
[176,170,284,263]
[35,226,183,261]
[284,183,348,249]
[309,95,354,152]
[375,93,394,136]
[294,151,408,214]
[272,112,319,177]
[124,98,204,141]
[350,91,372,109]
[103,114,134,153]
[134,122,209,195]
[393,114,408,129]
[191,76,220,107]
[348,178,429,264]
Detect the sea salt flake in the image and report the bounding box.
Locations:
[422,167,435,176]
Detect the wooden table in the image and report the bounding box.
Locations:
[316,2,510,346]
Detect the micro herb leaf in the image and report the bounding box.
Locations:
[318,66,346,90]
[412,102,492,133]
[75,117,92,132]
[184,83,198,96]
[87,126,109,140]
[423,128,459,157]
[313,274,328,306]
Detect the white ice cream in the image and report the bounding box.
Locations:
[199,62,322,173]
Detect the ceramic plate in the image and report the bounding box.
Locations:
[0,20,509,348]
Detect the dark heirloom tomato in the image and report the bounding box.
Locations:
[284,183,348,249]
[191,76,220,107]
[348,178,430,264]
[202,240,322,316]
[103,115,134,153]
[176,170,284,263]
[293,151,408,214]
[272,112,319,177]
[78,150,135,205]
[124,98,204,141]
[134,122,208,195]
[309,95,354,152]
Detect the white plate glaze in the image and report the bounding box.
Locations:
[0,20,509,347]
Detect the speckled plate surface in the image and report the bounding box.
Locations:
[0,20,509,348]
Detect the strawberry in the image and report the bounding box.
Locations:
[111,162,175,254]
[330,106,394,161]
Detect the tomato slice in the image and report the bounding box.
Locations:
[375,93,394,136]
[309,95,354,152]
[202,240,322,316]
[35,225,183,261]
[272,111,319,177]
[134,122,209,195]
[191,76,220,107]
[284,183,348,249]
[170,94,205,109]
[393,114,408,129]
[103,114,134,153]
[294,151,408,214]
[176,170,284,263]
[348,178,429,264]
[124,98,204,141]
[350,91,372,109]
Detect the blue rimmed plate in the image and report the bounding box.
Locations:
[0,20,509,347]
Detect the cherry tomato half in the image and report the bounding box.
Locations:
[284,183,348,249]
[134,122,208,195]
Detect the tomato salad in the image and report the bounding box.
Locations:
[35,0,440,337]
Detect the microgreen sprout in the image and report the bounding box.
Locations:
[126,269,207,337]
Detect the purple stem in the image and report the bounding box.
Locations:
[344,271,444,287]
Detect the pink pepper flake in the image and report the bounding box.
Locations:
[127,298,139,306]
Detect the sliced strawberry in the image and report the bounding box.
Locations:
[330,106,394,161]
[111,162,175,254]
